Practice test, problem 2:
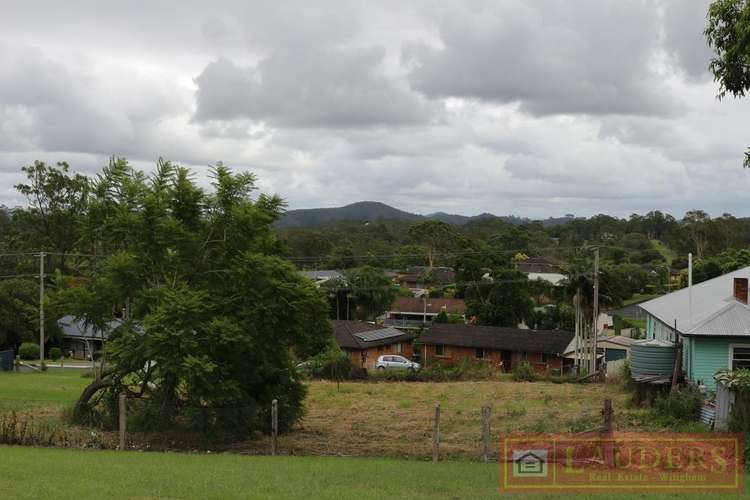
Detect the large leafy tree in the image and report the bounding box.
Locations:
[342,266,397,320]
[60,158,331,434]
[706,0,750,167]
[463,268,533,328]
[14,161,89,267]
[408,220,460,268]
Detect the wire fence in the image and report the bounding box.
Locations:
[0,390,615,461]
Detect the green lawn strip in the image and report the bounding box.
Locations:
[621,293,660,307]
[0,368,89,414]
[0,446,746,500]
[0,446,498,500]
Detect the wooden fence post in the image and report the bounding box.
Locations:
[118,393,127,451]
[271,399,278,456]
[14,355,20,372]
[432,402,440,463]
[602,399,613,432]
[481,406,492,462]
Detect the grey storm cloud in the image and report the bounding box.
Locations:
[407,0,680,116]
[193,47,435,128]
[0,0,749,219]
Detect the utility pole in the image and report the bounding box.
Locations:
[573,290,583,375]
[39,252,45,366]
[591,248,600,374]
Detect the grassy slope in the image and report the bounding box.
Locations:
[0,446,745,500]
[651,239,677,265]
[0,368,89,413]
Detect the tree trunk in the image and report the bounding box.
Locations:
[73,377,114,422]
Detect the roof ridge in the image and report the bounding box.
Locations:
[685,299,750,334]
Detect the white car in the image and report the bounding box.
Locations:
[375,355,420,372]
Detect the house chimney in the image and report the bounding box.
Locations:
[734,277,748,304]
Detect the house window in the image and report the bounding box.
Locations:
[435,344,445,356]
[730,345,750,370]
[521,351,528,360]
[395,342,402,354]
[541,353,550,363]
[378,345,385,353]
[475,348,485,359]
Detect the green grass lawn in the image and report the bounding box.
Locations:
[0,446,746,500]
[0,368,90,414]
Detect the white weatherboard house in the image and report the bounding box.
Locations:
[638,265,750,390]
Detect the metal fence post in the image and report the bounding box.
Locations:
[432,402,440,463]
[271,399,278,456]
[118,393,127,450]
[481,406,492,462]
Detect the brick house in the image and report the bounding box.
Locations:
[332,320,416,369]
[384,297,466,330]
[419,323,574,373]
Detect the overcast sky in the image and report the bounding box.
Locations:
[1,0,748,219]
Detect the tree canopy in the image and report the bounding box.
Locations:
[53,158,331,434]
[706,0,750,167]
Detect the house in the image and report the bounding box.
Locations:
[419,323,574,373]
[394,266,456,294]
[514,257,566,286]
[562,334,633,365]
[300,270,344,286]
[384,297,466,330]
[597,335,634,361]
[332,320,416,369]
[638,265,750,390]
[58,315,121,359]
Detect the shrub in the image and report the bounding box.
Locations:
[300,347,363,381]
[653,388,702,425]
[49,347,62,361]
[18,342,40,360]
[512,361,537,382]
[369,358,498,382]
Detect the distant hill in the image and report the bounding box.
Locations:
[275,201,577,228]
[276,201,422,228]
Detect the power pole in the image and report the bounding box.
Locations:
[591,248,600,374]
[39,252,45,366]
[573,290,583,375]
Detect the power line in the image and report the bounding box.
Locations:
[283,245,602,263]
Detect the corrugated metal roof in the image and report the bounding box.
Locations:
[683,300,750,336]
[300,270,343,281]
[638,265,750,333]
[527,272,566,286]
[58,315,121,339]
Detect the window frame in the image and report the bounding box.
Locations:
[728,343,750,371]
[475,347,485,359]
[434,344,445,356]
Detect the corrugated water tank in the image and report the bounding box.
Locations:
[630,339,676,377]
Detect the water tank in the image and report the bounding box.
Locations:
[630,339,676,378]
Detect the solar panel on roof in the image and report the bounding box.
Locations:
[353,328,403,342]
